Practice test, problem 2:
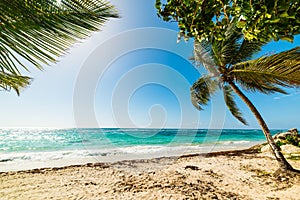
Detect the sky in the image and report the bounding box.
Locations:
[0,0,299,129]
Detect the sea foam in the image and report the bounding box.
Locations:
[0,128,273,171]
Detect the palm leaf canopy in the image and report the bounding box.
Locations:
[229,47,300,94]
[191,23,300,125]
[0,0,118,94]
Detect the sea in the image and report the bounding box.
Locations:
[0,128,283,172]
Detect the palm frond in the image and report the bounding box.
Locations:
[236,79,288,94]
[0,0,118,75]
[196,22,267,71]
[223,85,247,125]
[0,72,31,95]
[231,39,267,64]
[213,23,268,66]
[193,41,219,76]
[190,75,219,110]
[230,47,300,93]
[211,23,242,66]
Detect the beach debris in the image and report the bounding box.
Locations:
[184,165,200,170]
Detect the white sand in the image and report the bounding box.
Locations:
[1,150,299,200]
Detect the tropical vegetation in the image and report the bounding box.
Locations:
[156,0,300,172]
[191,24,300,172]
[156,0,300,42]
[0,0,118,94]
[276,135,300,148]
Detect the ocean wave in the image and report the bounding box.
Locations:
[218,140,251,145]
[0,128,271,172]
[0,141,258,164]
[0,141,263,172]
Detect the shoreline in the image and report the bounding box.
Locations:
[0,142,262,173]
[0,146,261,175]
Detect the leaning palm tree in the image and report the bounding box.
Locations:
[0,0,118,94]
[191,24,300,172]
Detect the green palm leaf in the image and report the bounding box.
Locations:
[230,47,300,93]
[190,75,219,110]
[231,39,267,64]
[223,85,247,125]
[0,0,118,94]
[211,23,242,67]
[193,22,267,73]
[0,72,31,95]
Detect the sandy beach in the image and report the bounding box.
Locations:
[1,148,300,200]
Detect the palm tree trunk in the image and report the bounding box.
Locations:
[228,81,295,171]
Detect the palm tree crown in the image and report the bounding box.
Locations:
[0,0,118,94]
[191,24,300,125]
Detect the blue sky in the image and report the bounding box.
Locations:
[0,0,299,129]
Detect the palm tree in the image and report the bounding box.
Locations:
[191,24,300,172]
[0,0,118,94]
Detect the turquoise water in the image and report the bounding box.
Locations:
[0,128,283,171]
